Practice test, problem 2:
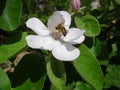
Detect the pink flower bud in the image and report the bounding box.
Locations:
[72,0,81,12]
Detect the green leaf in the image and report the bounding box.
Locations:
[114,0,120,4]
[91,38,101,57]
[46,57,66,90]
[0,0,22,31]
[108,43,117,59]
[75,15,100,37]
[74,81,92,90]
[104,65,120,88]
[0,32,27,63]
[73,44,104,90]
[0,0,6,15]
[0,67,11,90]
[26,0,35,14]
[80,0,93,7]
[12,76,46,90]
[50,84,59,90]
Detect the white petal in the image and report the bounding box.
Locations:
[59,11,71,28]
[52,42,80,61]
[26,18,50,36]
[62,28,85,42]
[26,35,54,50]
[47,11,65,31]
[69,35,85,44]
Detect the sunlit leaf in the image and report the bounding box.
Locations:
[75,15,100,37]
[73,44,104,90]
[0,67,11,90]
[0,0,22,31]
[0,32,27,63]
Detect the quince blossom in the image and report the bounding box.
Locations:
[26,11,85,61]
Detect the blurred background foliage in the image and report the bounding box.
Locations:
[0,0,120,90]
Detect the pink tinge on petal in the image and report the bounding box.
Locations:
[26,18,50,36]
[52,42,80,61]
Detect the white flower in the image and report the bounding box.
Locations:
[26,11,85,61]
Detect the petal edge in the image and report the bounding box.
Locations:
[52,42,80,61]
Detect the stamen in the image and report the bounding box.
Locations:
[51,24,67,40]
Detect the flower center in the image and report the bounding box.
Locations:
[51,24,67,40]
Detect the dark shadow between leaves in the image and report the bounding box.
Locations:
[8,53,46,88]
[64,62,82,84]
[0,0,6,15]
[0,30,23,45]
[50,56,65,78]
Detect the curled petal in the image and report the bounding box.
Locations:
[26,18,50,36]
[62,28,85,42]
[52,42,80,61]
[26,35,54,50]
[59,11,71,28]
[47,11,65,31]
[69,35,85,44]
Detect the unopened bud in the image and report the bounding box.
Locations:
[72,0,81,12]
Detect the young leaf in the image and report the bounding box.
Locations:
[46,57,66,90]
[75,15,100,37]
[0,67,11,90]
[72,44,104,90]
[0,32,27,63]
[0,0,22,31]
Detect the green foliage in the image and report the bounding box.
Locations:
[75,15,100,37]
[81,0,93,7]
[91,38,101,57]
[0,0,22,31]
[104,65,120,89]
[10,53,46,90]
[73,44,104,90]
[12,77,46,90]
[0,67,11,90]
[74,81,92,90]
[0,32,27,63]
[0,0,120,90]
[114,0,120,4]
[46,56,66,90]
